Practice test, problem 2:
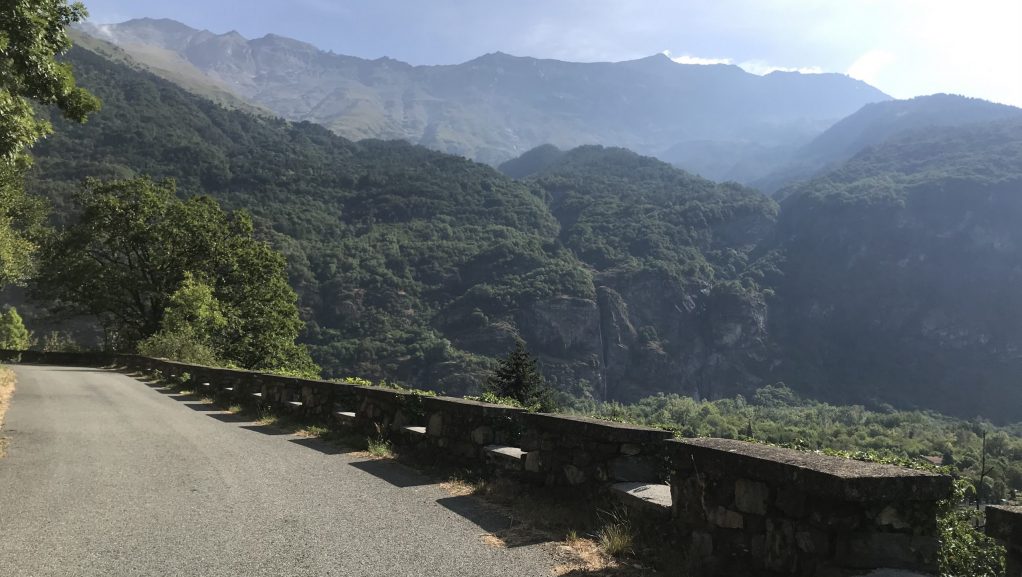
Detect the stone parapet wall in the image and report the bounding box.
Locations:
[987,505,1022,577]
[421,396,525,460]
[3,350,960,576]
[519,412,673,486]
[670,438,951,576]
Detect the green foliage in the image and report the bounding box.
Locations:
[137,326,219,367]
[485,340,556,411]
[529,145,777,287]
[576,385,1022,503]
[366,436,393,459]
[39,329,80,352]
[936,481,1006,577]
[0,306,30,349]
[0,0,100,162]
[472,391,525,408]
[26,46,592,391]
[0,163,47,285]
[0,0,98,287]
[35,176,317,375]
[138,272,227,366]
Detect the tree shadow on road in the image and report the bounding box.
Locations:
[289,436,363,455]
[206,412,253,423]
[348,458,435,488]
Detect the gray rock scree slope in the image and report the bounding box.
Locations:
[0,365,554,577]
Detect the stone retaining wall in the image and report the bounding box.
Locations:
[670,438,951,576]
[4,351,961,576]
[987,505,1022,577]
[519,412,673,486]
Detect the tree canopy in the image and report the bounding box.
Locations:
[485,340,555,410]
[0,0,99,286]
[0,306,30,350]
[0,0,100,162]
[34,176,317,375]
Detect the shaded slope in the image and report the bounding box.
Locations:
[523,147,779,401]
[770,120,1022,421]
[757,94,1022,194]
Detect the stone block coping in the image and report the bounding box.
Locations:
[421,395,526,415]
[358,386,412,401]
[669,438,952,502]
[484,445,525,461]
[986,505,1022,546]
[522,413,674,444]
[402,426,427,436]
[611,482,671,512]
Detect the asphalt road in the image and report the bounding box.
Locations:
[0,365,555,577]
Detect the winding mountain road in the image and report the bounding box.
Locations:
[0,365,555,577]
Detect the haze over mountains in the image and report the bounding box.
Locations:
[15,16,1021,423]
[77,18,890,183]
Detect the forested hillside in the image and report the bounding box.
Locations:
[522,146,779,401]
[771,120,1022,421]
[756,94,1022,194]
[29,46,590,393]
[26,44,783,404]
[24,42,1022,422]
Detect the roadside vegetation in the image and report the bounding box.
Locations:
[0,366,15,457]
[570,384,1022,506]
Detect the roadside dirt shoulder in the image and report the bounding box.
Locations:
[0,366,15,457]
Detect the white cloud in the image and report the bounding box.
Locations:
[662,50,823,76]
[739,60,824,76]
[846,49,896,85]
[662,50,732,66]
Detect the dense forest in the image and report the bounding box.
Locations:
[28,45,785,403]
[21,43,1022,426]
[771,120,1022,420]
[28,46,593,394]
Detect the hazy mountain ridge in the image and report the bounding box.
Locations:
[757,94,1022,194]
[77,18,890,181]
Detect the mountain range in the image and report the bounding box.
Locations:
[76,18,889,183]
[17,26,1022,423]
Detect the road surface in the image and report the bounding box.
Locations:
[0,365,555,577]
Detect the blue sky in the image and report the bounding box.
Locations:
[81,0,1022,107]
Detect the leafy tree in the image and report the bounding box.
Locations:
[0,164,46,284]
[39,329,79,352]
[485,340,555,410]
[34,176,317,375]
[0,306,30,350]
[0,0,100,285]
[0,0,99,160]
[137,272,225,366]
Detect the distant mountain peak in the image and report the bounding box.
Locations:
[468,51,526,64]
[76,17,892,178]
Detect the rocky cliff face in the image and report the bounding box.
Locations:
[501,147,777,403]
[506,269,770,404]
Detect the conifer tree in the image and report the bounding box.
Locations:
[485,340,555,410]
[0,307,31,350]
